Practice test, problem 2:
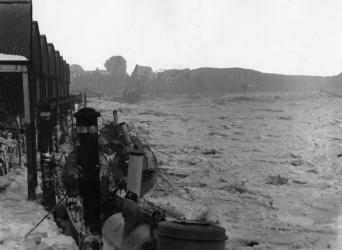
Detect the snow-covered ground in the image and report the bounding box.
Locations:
[0,167,77,250]
[91,92,342,250]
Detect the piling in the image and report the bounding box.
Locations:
[83,92,87,107]
[113,110,118,125]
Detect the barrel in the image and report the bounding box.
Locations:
[157,220,228,250]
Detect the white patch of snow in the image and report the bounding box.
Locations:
[0,53,28,61]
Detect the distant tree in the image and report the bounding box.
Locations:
[104,56,127,76]
[70,64,84,72]
[70,64,84,78]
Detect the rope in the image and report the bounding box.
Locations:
[151,147,197,165]
[154,169,195,201]
[125,133,194,202]
[141,197,186,222]
[56,152,66,167]
[147,146,197,202]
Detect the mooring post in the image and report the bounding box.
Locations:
[113,110,118,125]
[74,108,101,234]
[83,92,87,108]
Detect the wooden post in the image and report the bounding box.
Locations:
[113,110,118,125]
[83,92,87,107]
[55,77,60,153]
[23,70,36,200]
[36,77,40,103]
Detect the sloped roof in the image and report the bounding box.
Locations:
[47,43,56,77]
[32,21,41,72]
[0,1,32,59]
[66,63,70,82]
[55,51,61,80]
[40,35,49,75]
[60,57,64,81]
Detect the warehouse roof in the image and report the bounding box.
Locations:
[0,1,31,59]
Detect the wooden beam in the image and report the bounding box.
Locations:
[23,69,36,200]
[36,77,40,103]
[0,64,27,72]
[23,72,30,123]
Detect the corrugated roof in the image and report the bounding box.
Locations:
[55,51,61,80]
[47,43,56,78]
[40,35,49,75]
[60,57,64,82]
[32,21,41,72]
[64,61,68,82]
[62,60,67,82]
[66,63,70,83]
[0,1,31,59]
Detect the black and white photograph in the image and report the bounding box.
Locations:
[0,0,342,249]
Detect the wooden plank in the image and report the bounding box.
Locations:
[0,64,27,72]
[22,72,30,123]
[36,77,40,103]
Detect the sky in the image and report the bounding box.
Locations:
[33,0,342,76]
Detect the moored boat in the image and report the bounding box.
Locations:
[56,107,228,250]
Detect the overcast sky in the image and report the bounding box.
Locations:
[33,0,342,76]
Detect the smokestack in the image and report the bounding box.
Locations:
[74,107,101,234]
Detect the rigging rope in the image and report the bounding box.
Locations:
[148,146,197,201]
[151,146,197,165]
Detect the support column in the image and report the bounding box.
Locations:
[23,70,36,200]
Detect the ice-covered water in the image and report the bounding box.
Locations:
[90,92,342,250]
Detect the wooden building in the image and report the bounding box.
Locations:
[0,0,77,199]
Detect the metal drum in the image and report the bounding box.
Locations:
[157,220,228,250]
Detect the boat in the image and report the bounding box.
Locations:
[53,107,228,250]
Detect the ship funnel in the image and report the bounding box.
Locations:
[74,107,101,234]
[127,149,145,197]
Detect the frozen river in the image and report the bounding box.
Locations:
[90,92,342,250]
